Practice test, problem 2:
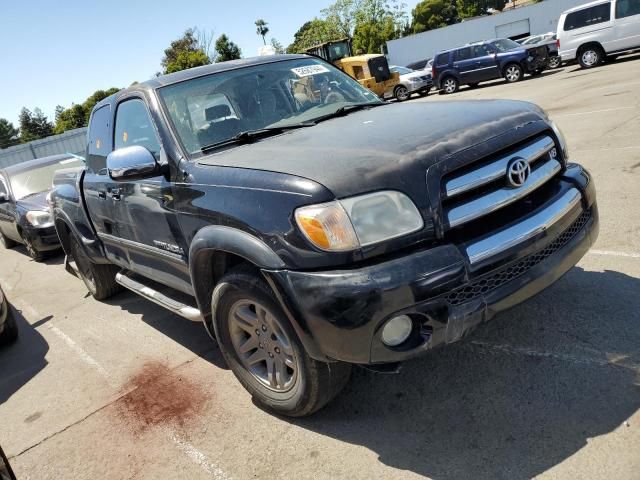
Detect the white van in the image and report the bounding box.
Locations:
[557,0,640,68]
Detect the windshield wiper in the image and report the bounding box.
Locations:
[312,102,386,124]
[200,123,315,153]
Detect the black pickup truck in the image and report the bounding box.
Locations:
[51,54,598,416]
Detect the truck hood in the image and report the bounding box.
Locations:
[198,100,544,199]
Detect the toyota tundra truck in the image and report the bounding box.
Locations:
[51,54,598,417]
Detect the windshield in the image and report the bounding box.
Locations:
[158,58,382,156]
[391,66,413,75]
[492,39,523,52]
[10,157,83,200]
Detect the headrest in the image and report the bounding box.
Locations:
[205,104,231,121]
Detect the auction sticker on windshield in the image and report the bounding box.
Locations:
[291,65,330,77]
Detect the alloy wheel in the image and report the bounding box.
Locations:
[228,299,299,392]
[395,86,409,101]
[506,65,521,82]
[549,56,561,69]
[443,78,457,94]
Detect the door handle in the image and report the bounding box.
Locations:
[110,188,122,201]
[98,191,107,199]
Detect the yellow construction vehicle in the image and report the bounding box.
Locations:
[304,39,400,98]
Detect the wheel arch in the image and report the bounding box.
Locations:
[189,226,285,335]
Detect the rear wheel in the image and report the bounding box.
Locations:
[548,55,562,69]
[442,76,459,94]
[579,46,603,68]
[394,85,410,101]
[69,236,121,300]
[504,63,523,83]
[0,232,16,249]
[213,268,351,417]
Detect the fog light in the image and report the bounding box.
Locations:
[381,315,413,347]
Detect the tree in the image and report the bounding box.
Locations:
[286,19,342,53]
[271,38,285,54]
[321,0,360,38]
[161,28,211,74]
[53,87,121,135]
[19,108,53,143]
[214,34,242,62]
[255,19,269,45]
[0,119,19,149]
[411,0,457,33]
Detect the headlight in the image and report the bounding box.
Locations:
[295,191,423,251]
[25,211,53,228]
[549,120,569,160]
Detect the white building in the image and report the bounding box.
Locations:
[387,0,591,66]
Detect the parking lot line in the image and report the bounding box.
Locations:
[469,341,639,372]
[589,249,640,259]
[555,106,636,117]
[167,430,232,480]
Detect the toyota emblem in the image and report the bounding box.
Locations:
[507,158,530,187]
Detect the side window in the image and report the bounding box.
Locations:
[114,99,161,158]
[472,44,494,58]
[454,48,472,61]
[435,53,449,66]
[616,0,640,18]
[87,105,112,175]
[564,3,611,30]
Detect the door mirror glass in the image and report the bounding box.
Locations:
[107,145,160,181]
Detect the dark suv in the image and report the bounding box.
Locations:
[433,38,549,94]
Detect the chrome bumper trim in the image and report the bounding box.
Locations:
[465,188,582,265]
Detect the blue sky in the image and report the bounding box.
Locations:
[0,0,420,127]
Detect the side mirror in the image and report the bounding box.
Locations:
[107,145,160,181]
[0,193,8,204]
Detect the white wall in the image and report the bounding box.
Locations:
[387,0,590,66]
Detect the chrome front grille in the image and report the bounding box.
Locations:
[442,135,561,229]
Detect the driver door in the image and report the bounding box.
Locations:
[0,174,20,243]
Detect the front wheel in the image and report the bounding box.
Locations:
[441,76,459,94]
[579,46,603,68]
[0,301,18,346]
[394,85,410,101]
[21,233,45,262]
[213,268,351,417]
[504,63,523,83]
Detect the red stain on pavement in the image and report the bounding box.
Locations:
[117,361,208,433]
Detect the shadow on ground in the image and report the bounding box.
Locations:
[104,290,227,369]
[288,267,640,480]
[0,307,49,405]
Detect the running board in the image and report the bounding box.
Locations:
[115,272,202,322]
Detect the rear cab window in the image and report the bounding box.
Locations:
[564,2,611,30]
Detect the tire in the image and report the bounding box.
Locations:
[0,301,18,346]
[21,233,46,262]
[213,268,351,417]
[0,231,16,249]
[504,63,523,83]
[69,236,121,300]
[578,46,603,69]
[548,55,562,69]
[441,76,459,94]
[394,85,410,101]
